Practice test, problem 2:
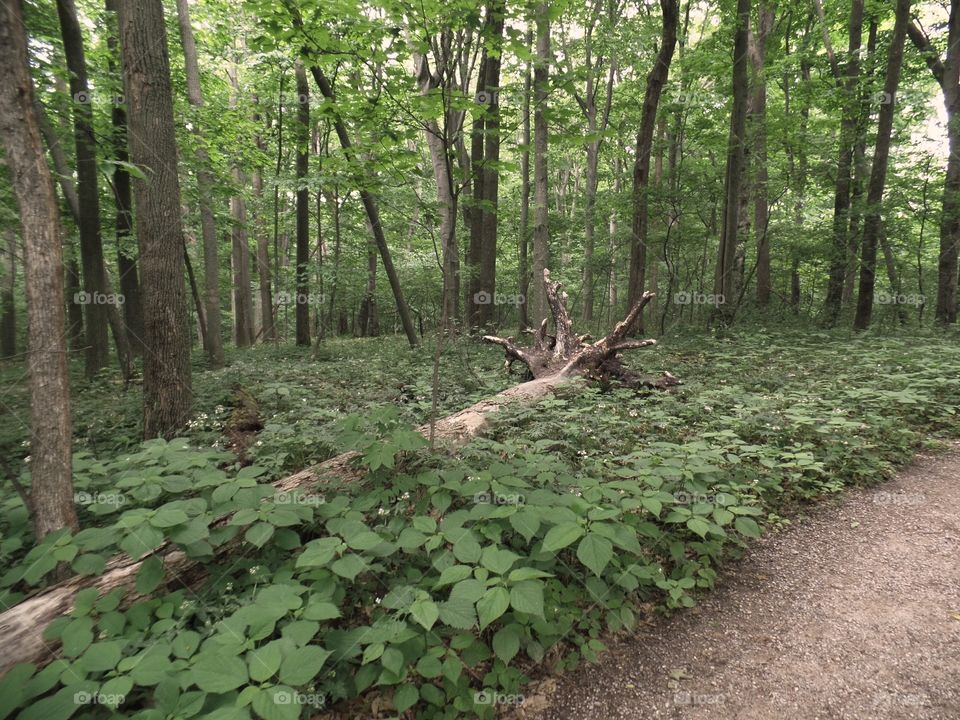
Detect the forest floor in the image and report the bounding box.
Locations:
[526,444,960,720]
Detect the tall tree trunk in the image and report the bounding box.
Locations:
[628,0,679,331]
[519,32,532,331]
[753,1,775,307]
[821,0,865,325]
[531,3,551,325]
[907,11,960,324]
[295,61,311,345]
[844,18,878,305]
[106,0,144,356]
[175,0,224,367]
[477,2,505,329]
[118,0,193,438]
[853,0,910,330]
[0,0,78,537]
[56,0,112,376]
[713,0,751,323]
[253,135,275,341]
[413,48,460,330]
[231,175,254,348]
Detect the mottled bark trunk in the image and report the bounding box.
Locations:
[118,0,193,438]
[531,4,551,325]
[295,61,311,346]
[0,0,78,537]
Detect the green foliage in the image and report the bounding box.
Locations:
[2,331,960,718]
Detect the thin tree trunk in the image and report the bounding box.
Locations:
[295,60,311,345]
[853,0,910,330]
[628,0,679,331]
[56,0,111,376]
[713,0,751,324]
[907,12,960,324]
[519,32,532,331]
[531,3,551,325]
[753,1,775,307]
[0,0,78,537]
[175,0,224,367]
[118,0,193,438]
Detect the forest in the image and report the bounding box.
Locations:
[1,0,959,718]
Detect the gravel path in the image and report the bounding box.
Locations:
[528,445,960,720]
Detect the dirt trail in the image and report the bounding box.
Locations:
[530,445,960,720]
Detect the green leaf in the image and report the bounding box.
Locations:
[330,554,368,580]
[409,598,440,631]
[248,641,283,682]
[98,676,132,709]
[576,533,613,577]
[734,516,762,538]
[434,564,472,588]
[252,687,299,720]
[71,553,106,576]
[302,601,341,621]
[136,555,164,594]
[380,646,404,676]
[542,522,584,552]
[61,617,94,657]
[278,646,332,686]
[149,507,189,528]
[78,641,122,673]
[415,655,442,678]
[394,684,419,713]
[193,652,248,693]
[245,522,275,548]
[481,546,521,575]
[492,623,522,665]
[476,586,510,629]
[437,597,477,629]
[296,537,342,568]
[686,517,711,538]
[713,508,735,526]
[509,580,545,619]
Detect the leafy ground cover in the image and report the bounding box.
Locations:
[1,329,958,719]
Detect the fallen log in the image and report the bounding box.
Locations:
[0,270,678,675]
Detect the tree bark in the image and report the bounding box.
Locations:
[713,0,751,323]
[1,230,14,358]
[118,0,193,438]
[907,12,960,324]
[628,0,679,331]
[56,0,111,377]
[295,61,311,345]
[752,1,775,307]
[0,0,78,538]
[853,0,910,330]
[175,0,224,367]
[531,3,551,325]
[519,31,532,331]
